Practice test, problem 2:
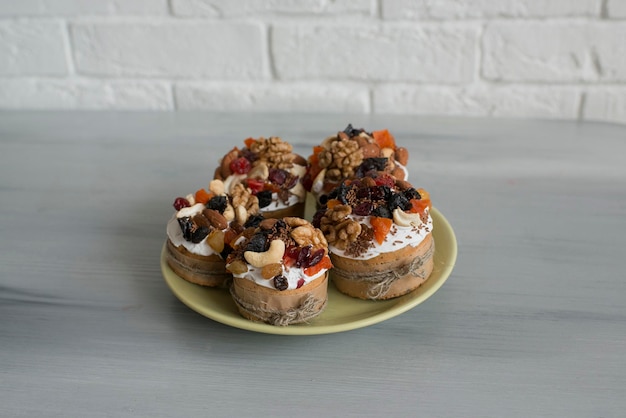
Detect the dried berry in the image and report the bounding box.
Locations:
[191,226,209,244]
[328,182,350,204]
[244,213,265,228]
[230,157,251,174]
[353,201,373,216]
[311,209,325,228]
[355,158,388,178]
[296,245,312,268]
[256,190,273,208]
[206,195,228,213]
[370,185,391,201]
[268,168,288,185]
[356,187,371,200]
[343,124,364,137]
[273,275,289,291]
[173,197,190,211]
[296,278,305,289]
[307,248,325,267]
[374,174,396,188]
[240,148,257,164]
[245,233,268,253]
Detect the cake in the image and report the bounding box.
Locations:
[303,124,409,206]
[214,136,307,219]
[165,179,263,287]
[312,173,434,300]
[225,217,331,326]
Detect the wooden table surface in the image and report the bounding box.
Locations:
[1,112,625,417]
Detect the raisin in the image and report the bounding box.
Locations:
[273,275,289,291]
[190,226,209,244]
[257,190,273,208]
[268,168,288,185]
[206,195,228,213]
[355,158,388,178]
[240,149,257,164]
[245,233,268,252]
[370,185,389,201]
[372,205,392,219]
[173,197,190,211]
[244,213,265,228]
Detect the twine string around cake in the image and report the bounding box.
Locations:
[229,286,326,326]
[335,240,435,299]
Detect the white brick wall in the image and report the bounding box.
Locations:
[0,0,625,124]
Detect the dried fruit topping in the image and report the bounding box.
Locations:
[173,197,190,211]
[206,195,228,213]
[296,278,305,289]
[343,124,367,137]
[273,275,289,291]
[402,187,421,201]
[256,190,273,208]
[245,233,268,253]
[354,157,388,178]
[296,245,311,268]
[177,217,209,244]
[244,213,265,228]
[388,192,411,212]
[370,217,392,245]
[352,201,373,216]
[230,157,251,175]
[195,188,212,205]
[372,205,392,219]
[268,168,288,185]
[246,178,265,194]
[307,248,325,267]
[373,174,396,188]
[372,129,396,149]
[303,255,332,277]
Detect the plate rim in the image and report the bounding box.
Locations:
[161,206,457,335]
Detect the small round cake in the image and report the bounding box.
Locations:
[165,179,262,287]
[303,124,409,205]
[214,136,307,219]
[313,174,434,300]
[225,217,331,326]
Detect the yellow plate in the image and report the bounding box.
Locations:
[161,207,457,335]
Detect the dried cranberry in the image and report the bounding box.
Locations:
[246,178,265,194]
[296,245,312,268]
[257,190,273,208]
[296,278,305,289]
[353,201,373,216]
[374,175,395,188]
[273,275,289,291]
[268,168,288,185]
[307,248,325,267]
[229,157,251,174]
[173,197,190,211]
[206,195,227,213]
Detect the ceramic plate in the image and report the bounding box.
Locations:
[161,206,457,335]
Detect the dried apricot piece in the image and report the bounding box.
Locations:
[195,188,213,205]
[244,137,255,148]
[372,129,396,149]
[370,216,392,245]
[326,199,341,209]
[303,255,332,277]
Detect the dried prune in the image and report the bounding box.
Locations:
[402,188,421,201]
[245,233,268,252]
[256,190,273,208]
[177,217,194,241]
[356,187,371,200]
[370,185,391,201]
[244,214,265,228]
[273,275,289,291]
[343,124,363,137]
[220,245,233,260]
[190,226,209,243]
[388,193,411,212]
[355,158,388,177]
[206,195,228,213]
[372,205,392,219]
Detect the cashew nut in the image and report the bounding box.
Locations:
[209,179,225,195]
[248,162,269,180]
[223,204,235,221]
[235,205,248,225]
[290,182,306,200]
[311,168,326,194]
[185,193,196,206]
[393,208,422,227]
[176,203,204,218]
[244,239,285,268]
[290,164,306,179]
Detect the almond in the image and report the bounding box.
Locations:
[261,263,283,279]
[361,143,380,159]
[395,147,409,166]
[203,209,228,230]
[392,166,406,180]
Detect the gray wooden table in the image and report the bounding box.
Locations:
[1,112,625,417]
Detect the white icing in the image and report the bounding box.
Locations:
[329,210,433,260]
[260,192,301,212]
[231,263,327,290]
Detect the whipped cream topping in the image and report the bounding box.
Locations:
[232,264,327,290]
[329,210,433,260]
[167,215,220,257]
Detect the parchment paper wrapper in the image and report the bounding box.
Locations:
[330,233,435,300]
[230,272,328,326]
[166,239,231,287]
